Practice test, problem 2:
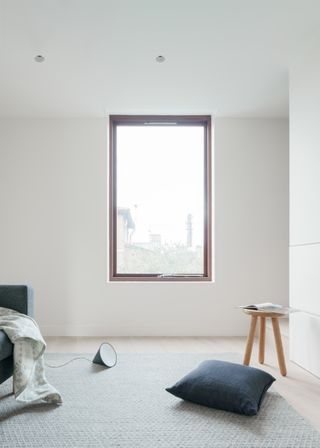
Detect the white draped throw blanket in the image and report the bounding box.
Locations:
[0,307,62,404]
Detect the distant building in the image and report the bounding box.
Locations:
[117,207,135,249]
[149,233,162,248]
[186,213,193,247]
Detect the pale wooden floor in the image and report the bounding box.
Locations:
[46,332,320,432]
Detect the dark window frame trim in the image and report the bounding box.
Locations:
[109,115,212,282]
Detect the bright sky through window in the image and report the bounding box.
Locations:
[117,126,204,247]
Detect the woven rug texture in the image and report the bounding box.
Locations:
[0,352,319,448]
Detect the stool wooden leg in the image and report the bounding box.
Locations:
[259,317,266,364]
[243,316,257,365]
[271,317,287,376]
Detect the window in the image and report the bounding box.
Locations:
[109,115,212,281]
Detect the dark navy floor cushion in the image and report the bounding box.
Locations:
[166,359,275,416]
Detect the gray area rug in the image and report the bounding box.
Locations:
[0,353,319,448]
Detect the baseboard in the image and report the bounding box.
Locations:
[40,324,249,337]
[41,325,129,337]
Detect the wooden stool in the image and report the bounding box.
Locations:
[243,310,287,376]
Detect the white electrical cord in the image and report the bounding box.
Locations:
[45,357,92,368]
[45,342,117,369]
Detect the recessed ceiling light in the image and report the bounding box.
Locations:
[155,55,165,63]
[34,55,45,63]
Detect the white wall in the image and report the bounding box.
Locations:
[290,34,320,377]
[0,118,288,336]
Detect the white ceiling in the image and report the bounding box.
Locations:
[0,0,320,118]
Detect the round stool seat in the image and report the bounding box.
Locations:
[243,309,286,318]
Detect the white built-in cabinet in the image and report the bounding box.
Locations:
[290,35,320,378]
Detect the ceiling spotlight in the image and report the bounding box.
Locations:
[34,55,45,63]
[155,55,165,63]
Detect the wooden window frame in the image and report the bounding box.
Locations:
[109,115,212,282]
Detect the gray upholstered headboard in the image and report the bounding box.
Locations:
[0,285,34,317]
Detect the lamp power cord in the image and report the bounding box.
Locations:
[45,357,92,368]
